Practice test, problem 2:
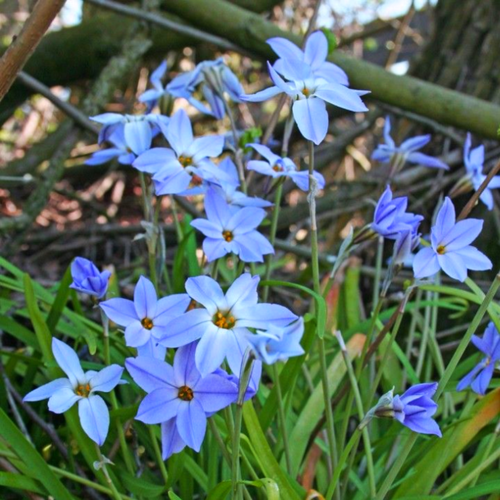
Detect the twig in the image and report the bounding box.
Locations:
[16,71,99,134]
[0,0,66,101]
[84,0,247,54]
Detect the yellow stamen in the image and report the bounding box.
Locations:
[302,87,311,97]
[213,311,236,329]
[436,245,446,255]
[178,156,193,167]
[222,230,233,242]
[141,317,154,330]
[76,383,91,397]
[187,299,197,311]
[272,164,283,172]
[178,385,194,401]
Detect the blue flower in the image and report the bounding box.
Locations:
[457,322,500,395]
[392,228,419,267]
[214,360,262,402]
[191,188,274,263]
[240,60,368,145]
[393,383,442,437]
[100,276,191,358]
[167,58,243,119]
[211,157,273,209]
[23,339,124,445]
[268,31,349,85]
[157,273,298,375]
[138,61,168,111]
[249,318,305,364]
[246,143,325,191]
[133,109,227,196]
[125,342,238,458]
[463,133,500,210]
[413,197,492,282]
[70,257,110,299]
[89,113,169,155]
[372,185,423,240]
[372,116,448,170]
[85,127,136,166]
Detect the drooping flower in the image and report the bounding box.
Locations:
[246,143,325,191]
[167,58,243,119]
[100,276,191,359]
[457,322,500,395]
[23,338,124,445]
[392,229,418,267]
[268,31,349,86]
[462,133,500,210]
[371,185,423,240]
[191,188,274,263]
[89,112,169,155]
[157,273,298,376]
[85,127,136,166]
[126,342,238,458]
[372,116,448,171]
[212,157,273,209]
[249,318,305,364]
[367,383,441,437]
[133,109,227,196]
[70,257,110,299]
[138,60,169,111]
[240,61,368,145]
[413,197,491,282]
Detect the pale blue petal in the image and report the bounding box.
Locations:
[133,148,178,174]
[124,321,150,348]
[89,365,124,393]
[52,338,85,387]
[136,339,167,360]
[433,197,456,242]
[440,219,483,250]
[134,276,158,320]
[438,253,467,282]
[454,246,492,271]
[247,143,281,165]
[79,395,109,445]
[157,309,213,348]
[471,362,494,395]
[225,273,259,309]
[413,247,440,279]
[304,31,328,68]
[124,121,152,156]
[400,134,431,152]
[195,327,230,376]
[188,135,224,162]
[185,276,226,314]
[166,109,193,156]
[240,86,282,102]
[292,98,328,145]
[195,373,238,412]
[203,238,230,262]
[125,356,176,392]
[235,304,297,329]
[204,188,231,228]
[406,152,449,170]
[99,298,138,326]
[176,399,206,452]
[314,83,369,113]
[173,342,201,388]
[266,37,303,60]
[154,294,191,325]
[23,378,72,402]
[227,207,266,234]
[136,388,180,424]
[161,418,186,459]
[48,388,81,414]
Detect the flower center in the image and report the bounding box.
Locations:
[302,87,311,97]
[178,385,194,401]
[178,156,193,167]
[141,317,154,330]
[222,230,233,242]
[187,299,197,311]
[436,245,446,255]
[213,311,235,329]
[76,383,91,397]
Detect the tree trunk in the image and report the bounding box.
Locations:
[411,0,500,103]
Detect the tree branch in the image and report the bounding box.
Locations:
[0,0,66,101]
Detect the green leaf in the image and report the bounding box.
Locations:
[0,408,73,500]
[243,401,303,499]
[168,490,183,499]
[46,264,72,333]
[208,479,280,500]
[0,472,45,495]
[118,469,165,497]
[445,481,500,500]
[320,28,337,53]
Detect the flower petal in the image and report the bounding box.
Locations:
[52,338,85,387]
[471,362,494,395]
[413,247,440,279]
[89,365,124,393]
[124,121,152,156]
[176,399,207,452]
[195,327,230,376]
[195,373,238,412]
[78,395,109,445]
[266,37,303,61]
[185,276,226,314]
[304,31,328,68]
[406,152,448,170]
[136,388,180,424]
[173,342,201,389]
[292,98,328,145]
[48,388,81,414]
[454,246,492,271]
[433,197,456,243]
[400,134,431,152]
[166,109,193,156]
[440,219,483,250]
[157,308,212,348]
[314,83,369,113]
[100,298,138,327]
[438,253,467,282]
[236,304,297,329]
[161,418,186,459]
[23,378,72,402]
[125,356,176,392]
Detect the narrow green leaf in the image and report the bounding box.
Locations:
[0,472,45,495]
[118,469,165,497]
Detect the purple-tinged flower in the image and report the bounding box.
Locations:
[139,61,168,111]
[392,229,419,267]
[212,157,273,209]
[70,257,110,299]
[413,197,491,282]
[241,61,368,145]
[249,318,305,364]
[100,276,191,358]
[463,133,500,210]
[85,127,136,166]
[369,383,441,437]
[457,322,500,395]
[167,58,243,119]
[372,186,423,240]
[372,116,448,170]
[133,109,226,196]
[215,360,262,402]
[268,31,349,85]
[89,113,169,154]
[126,342,238,458]
[246,143,325,191]
[23,339,124,445]
[157,273,298,375]
[191,189,274,263]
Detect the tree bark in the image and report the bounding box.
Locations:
[411,0,500,104]
[0,0,66,101]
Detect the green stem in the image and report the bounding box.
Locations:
[148,426,169,486]
[336,331,376,498]
[272,363,292,475]
[95,445,122,500]
[372,236,384,307]
[231,402,244,500]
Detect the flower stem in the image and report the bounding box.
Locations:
[335,331,376,498]
[272,363,292,475]
[95,444,122,500]
[148,426,169,486]
[231,402,244,500]
[308,141,339,493]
